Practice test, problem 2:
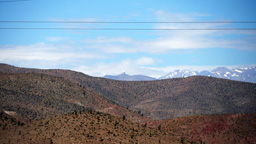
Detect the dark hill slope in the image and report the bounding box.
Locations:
[0,73,88,120]
[1,64,256,120]
[73,75,256,119]
[0,72,146,122]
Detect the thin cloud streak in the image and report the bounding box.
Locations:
[0,42,104,62]
[80,11,256,54]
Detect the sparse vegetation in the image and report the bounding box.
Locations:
[0,111,181,144]
[1,64,255,120]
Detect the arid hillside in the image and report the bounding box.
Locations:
[1,63,255,120]
[1,110,255,144]
[0,72,146,122]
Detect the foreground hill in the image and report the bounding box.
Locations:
[0,111,182,144]
[1,110,255,144]
[0,72,146,122]
[1,63,256,120]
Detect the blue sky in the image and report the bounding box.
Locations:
[0,0,256,78]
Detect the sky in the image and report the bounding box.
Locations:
[0,0,256,78]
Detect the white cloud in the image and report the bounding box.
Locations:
[150,11,256,51]
[75,59,136,76]
[78,11,256,54]
[74,57,158,77]
[0,42,103,65]
[80,33,256,54]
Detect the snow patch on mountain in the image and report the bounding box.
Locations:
[235,69,243,73]
[231,73,239,77]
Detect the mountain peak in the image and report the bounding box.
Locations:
[104,73,156,81]
[120,72,128,75]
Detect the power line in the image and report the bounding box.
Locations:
[1,20,255,30]
[0,20,256,23]
[0,27,256,30]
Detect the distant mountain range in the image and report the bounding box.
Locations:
[104,66,256,83]
[104,72,156,81]
[160,66,256,83]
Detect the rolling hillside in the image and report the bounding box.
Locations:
[1,63,256,120]
[0,63,256,143]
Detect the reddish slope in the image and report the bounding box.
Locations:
[160,113,256,144]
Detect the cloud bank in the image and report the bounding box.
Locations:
[0,11,255,77]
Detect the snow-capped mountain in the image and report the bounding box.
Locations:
[103,67,256,83]
[159,70,199,79]
[160,66,256,83]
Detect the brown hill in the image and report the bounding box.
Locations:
[0,72,147,122]
[159,113,256,144]
[0,111,183,144]
[1,63,256,120]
